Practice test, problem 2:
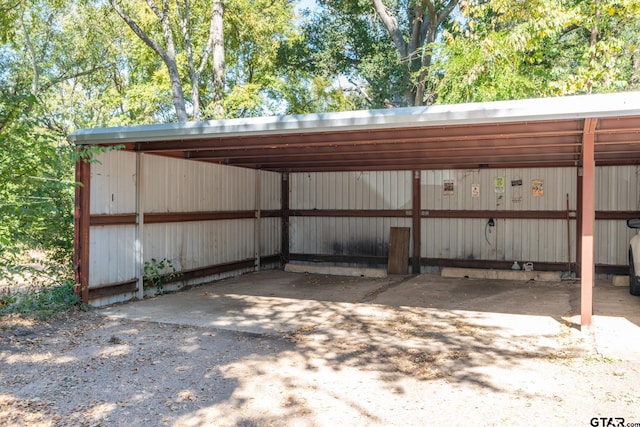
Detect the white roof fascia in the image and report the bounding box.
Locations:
[68,91,640,145]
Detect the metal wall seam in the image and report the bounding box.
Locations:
[136,152,144,296]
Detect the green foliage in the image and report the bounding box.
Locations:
[222,0,298,117]
[276,4,393,111]
[0,260,82,320]
[144,258,177,295]
[434,0,640,103]
[0,281,82,320]
[0,117,75,263]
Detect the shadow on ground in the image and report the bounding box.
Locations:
[4,270,640,426]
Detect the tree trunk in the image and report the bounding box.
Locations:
[152,0,188,122]
[630,51,640,87]
[211,0,225,119]
[177,0,201,121]
[372,0,458,106]
[110,0,188,122]
[587,0,601,94]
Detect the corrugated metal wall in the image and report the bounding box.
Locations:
[290,171,412,257]
[89,150,640,303]
[596,166,640,265]
[89,151,137,288]
[144,155,257,212]
[287,167,640,268]
[421,168,577,264]
[259,170,282,257]
[88,152,281,303]
[291,171,413,209]
[143,155,256,272]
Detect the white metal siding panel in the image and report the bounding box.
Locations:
[595,166,640,265]
[143,219,255,271]
[290,171,412,210]
[596,221,633,265]
[290,217,412,256]
[89,292,138,307]
[421,218,574,263]
[260,171,282,210]
[421,168,576,263]
[421,168,576,210]
[289,171,413,258]
[90,150,137,215]
[87,154,282,305]
[261,218,281,256]
[596,166,640,211]
[143,156,256,212]
[89,225,137,286]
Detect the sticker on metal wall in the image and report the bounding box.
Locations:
[471,184,480,198]
[532,179,544,196]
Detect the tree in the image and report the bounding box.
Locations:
[294,0,459,107]
[0,0,118,276]
[223,0,298,117]
[371,0,459,105]
[432,0,640,103]
[109,0,226,121]
[285,2,407,110]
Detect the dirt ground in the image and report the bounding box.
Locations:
[2,273,640,427]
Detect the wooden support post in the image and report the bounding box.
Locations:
[281,172,290,264]
[580,119,597,328]
[412,170,421,274]
[74,155,91,305]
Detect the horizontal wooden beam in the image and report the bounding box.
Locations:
[88,279,137,300]
[290,209,410,218]
[87,256,281,300]
[90,210,640,225]
[290,209,577,220]
[421,210,575,219]
[160,255,281,284]
[134,121,584,153]
[230,156,582,171]
[90,210,281,226]
[595,211,640,220]
[186,139,580,162]
[90,214,137,226]
[145,210,280,224]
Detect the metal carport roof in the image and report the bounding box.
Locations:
[69,91,640,172]
[69,91,640,329]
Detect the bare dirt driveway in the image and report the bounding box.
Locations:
[2,271,640,426]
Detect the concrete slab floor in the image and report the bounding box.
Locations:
[99,270,640,360]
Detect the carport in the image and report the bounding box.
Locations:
[69,91,640,328]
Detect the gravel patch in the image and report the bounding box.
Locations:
[1,303,639,426]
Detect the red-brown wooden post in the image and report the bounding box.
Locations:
[74,155,91,304]
[580,118,597,328]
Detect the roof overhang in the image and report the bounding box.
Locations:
[69,91,640,172]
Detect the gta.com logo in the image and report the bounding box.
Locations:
[590,418,640,427]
